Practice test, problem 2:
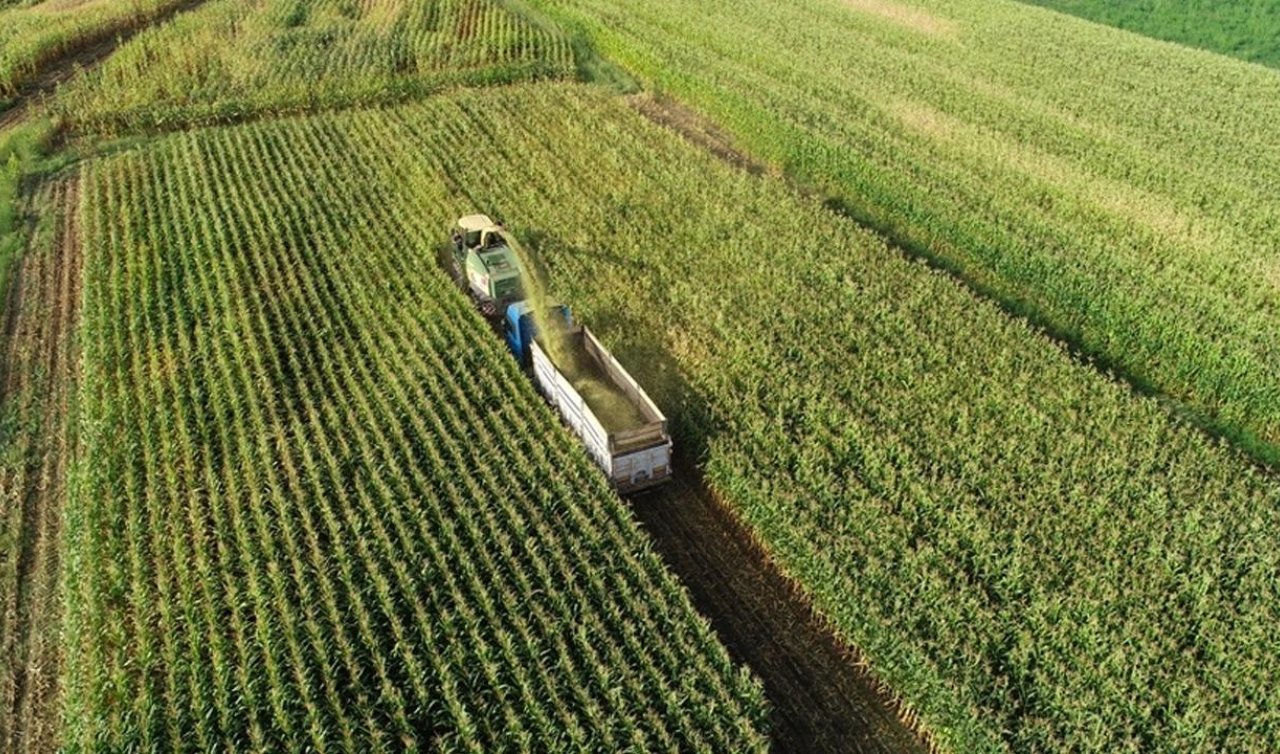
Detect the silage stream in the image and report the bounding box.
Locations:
[505,233,645,433]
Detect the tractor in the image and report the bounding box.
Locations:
[447,214,523,316]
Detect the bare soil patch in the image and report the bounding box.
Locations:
[631,469,934,753]
[30,0,115,14]
[0,176,82,754]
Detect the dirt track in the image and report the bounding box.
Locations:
[631,471,931,754]
[628,93,770,178]
[0,39,110,132]
[0,178,82,754]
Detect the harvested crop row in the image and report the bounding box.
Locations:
[63,111,768,751]
[0,177,80,754]
[526,0,1280,467]
[54,0,576,134]
[297,83,1276,754]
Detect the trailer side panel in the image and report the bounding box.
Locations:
[530,333,673,491]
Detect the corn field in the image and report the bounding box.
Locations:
[526,0,1280,468]
[63,102,768,751]
[0,0,191,98]
[55,0,576,134]
[10,0,1280,749]
[262,82,1280,754]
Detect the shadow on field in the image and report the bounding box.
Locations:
[629,469,932,754]
[571,295,932,754]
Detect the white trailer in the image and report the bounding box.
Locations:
[529,327,672,492]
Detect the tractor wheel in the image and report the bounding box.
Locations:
[438,245,465,288]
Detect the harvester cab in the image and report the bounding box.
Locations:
[505,300,573,367]
[449,214,524,314]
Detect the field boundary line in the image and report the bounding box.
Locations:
[0,174,83,754]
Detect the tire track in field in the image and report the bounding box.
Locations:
[0,177,82,754]
[624,91,932,754]
[631,468,933,754]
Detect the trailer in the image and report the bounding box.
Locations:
[504,301,672,492]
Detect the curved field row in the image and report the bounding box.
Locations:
[0,0,195,100]
[64,109,767,751]
[287,83,1277,753]
[54,0,576,134]
[526,0,1280,467]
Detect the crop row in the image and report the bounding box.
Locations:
[54,0,577,134]
[313,83,1280,753]
[526,0,1280,467]
[64,109,767,751]
[0,0,190,98]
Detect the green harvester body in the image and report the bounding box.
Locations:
[450,214,523,313]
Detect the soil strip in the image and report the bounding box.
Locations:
[0,177,82,754]
[628,93,770,177]
[631,469,934,754]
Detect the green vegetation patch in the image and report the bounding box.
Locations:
[56,0,577,135]
[0,0,193,97]
[254,82,1280,754]
[1023,0,1280,69]
[0,119,54,299]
